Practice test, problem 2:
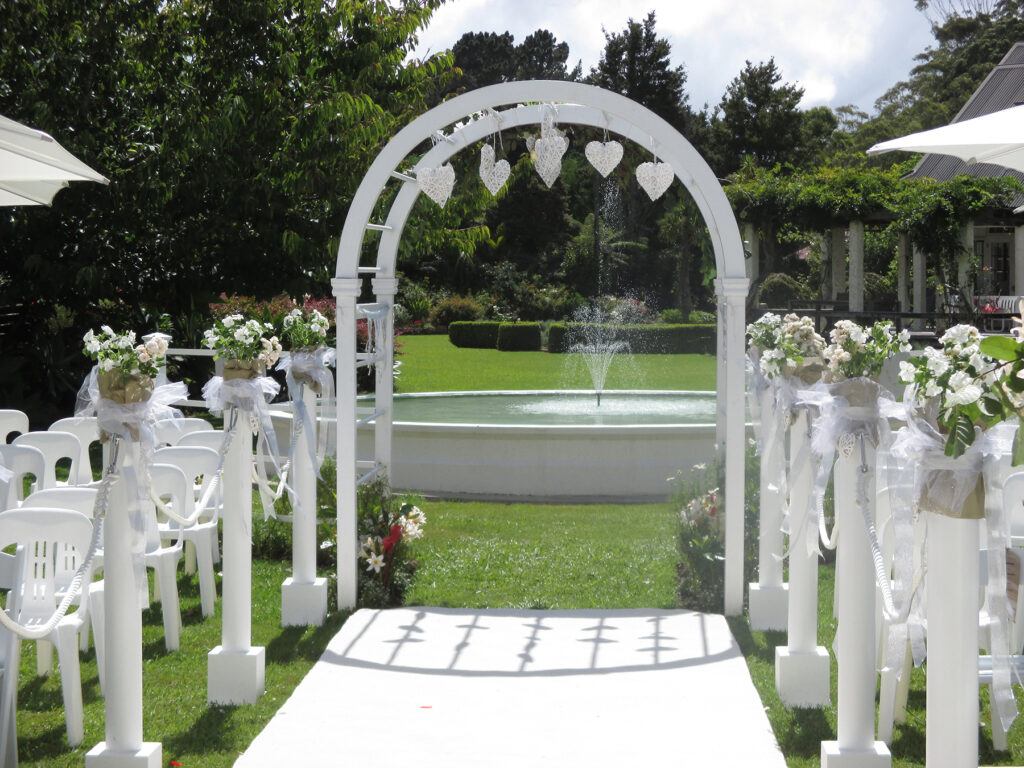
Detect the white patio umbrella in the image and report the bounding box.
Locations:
[0,113,108,205]
[866,103,1024,172]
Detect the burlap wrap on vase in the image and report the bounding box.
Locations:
[827,376,880,409]
[223,359,266,380]
[291,346,325,394]
[920,473,985,520]
[97,370,155,441]
[789,355,824,386]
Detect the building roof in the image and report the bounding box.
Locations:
[906,41,1024,209]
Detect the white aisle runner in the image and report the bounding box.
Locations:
[236,607,786,767]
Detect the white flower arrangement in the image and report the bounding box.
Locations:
[82,326,169,378]
[359,503,425,574]
[203,314,282,367]
[899,324,1006,457]
[746,312,825,380]
[823,320,911,382]
[281,306,331,349]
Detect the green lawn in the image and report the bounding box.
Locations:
[394,333,717,392]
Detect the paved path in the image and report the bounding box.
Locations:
[236,607,786,767]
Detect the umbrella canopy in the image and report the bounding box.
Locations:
[0,113,108,206]
[866,104,1024,172]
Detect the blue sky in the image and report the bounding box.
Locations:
[413,0,937,113]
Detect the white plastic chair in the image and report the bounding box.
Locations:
[153,417,214,448]
[48,417,100,484]
[0,544,24,767]
[12,431,83,492]
[0,507,94,748]
[0,444,46,510]
[0,410,28,445]
[152,446,221,617]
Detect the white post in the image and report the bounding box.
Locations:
[749,387,788,630]
[897,233,910,313]
[744,222,760,284]
[86,441,161,767]
[208,413,265,705]
[848,220,865,313]
[913,245,927,331]
[333,277,361,610]
[821,431,891,767]
[959,223,975,308]
[1014,226,1024,295]
[832,227,847,302]
[715,280,727,448]
[775,407,831,706]
[281,384,328,626]
[722,278,748,616]
[925,510,980,768]
[371,276,397,476]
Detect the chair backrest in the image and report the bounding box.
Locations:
[48,417,100,483]
[0,508,93,624]
[0,410,29,444]
[12,431,82,491]
[153,417,215,447]
[0,443,46,508]
[22,487,99,518]
[175,429,227,453]
[148,463,191,549]
[152,446,221,520]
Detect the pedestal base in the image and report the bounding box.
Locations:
[281,577,328,627]
[208,646,265,705]
[776,646,831,707]
[749,583,789,631]
[85,742,162,768]
[820,741,891,768]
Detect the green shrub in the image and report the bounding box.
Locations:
[547,323,715,354]
[659,308,687,324]
[449,321,501,349]
[497,322,542,351]
[430,295,484,327]
[758,272,804,307]
[688,310,716,323]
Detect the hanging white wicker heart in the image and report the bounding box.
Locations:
[479,144,510,196]
[585,140,623,178]
[534,135,568,188]
[635,161,674,201]
[417,164,455,208]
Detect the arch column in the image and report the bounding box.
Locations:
[371,277,397,475]
[332,277,361,610]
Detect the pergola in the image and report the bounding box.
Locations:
[330,81,750,614]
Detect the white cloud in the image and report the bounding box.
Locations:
[413,0,935,113]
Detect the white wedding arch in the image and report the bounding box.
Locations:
[331,80,750,614]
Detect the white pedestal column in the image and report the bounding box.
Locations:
[723,283,749,616]
[86,441,162,768]
[282,385,328,627]
[925,511,980,768]
[209,413,265,705]
[821,434,891,768]
[333,277,361,610]
[776,408,831,707]
[750,388,788,630]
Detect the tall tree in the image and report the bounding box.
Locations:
[451,31,517,91]
[515,30,581,81]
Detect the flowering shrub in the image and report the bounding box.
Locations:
[281,306,331,349]
[83,326,169,377]
[899,324,1005,457]
[823,320,911,382]
[353,477,423,607]
[746,312,824,380]
[203,314,282,367]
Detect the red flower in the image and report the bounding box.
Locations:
[390,523,404,540]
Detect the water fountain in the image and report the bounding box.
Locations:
[566,300,643,407]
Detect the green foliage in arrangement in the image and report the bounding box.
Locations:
[496,322,543,351]
[547,323,716,354]
[448,321,502,349]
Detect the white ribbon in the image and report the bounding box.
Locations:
[276,347,335,478]
[360,304,390,363]
[202,373,288,521]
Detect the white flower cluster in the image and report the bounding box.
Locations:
[281,306,331,349]
[898,324,999,411]
[83,326,169,377]
[823,320,911,382]
[204,314,282,367]
[746,312,824,380]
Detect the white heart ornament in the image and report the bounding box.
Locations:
[635,161,674,201]
[534,135,568,188]
[417,164,455,208]
[479,144,510,196]
[585,140,623,178]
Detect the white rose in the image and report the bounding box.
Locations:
[145,339,160,356]
[222,316,235,328]
[898,360,916,383]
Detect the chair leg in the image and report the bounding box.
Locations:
[184,540,197,575]
[90,582,105,696]
[196,535,216,618]
[36,638,53,676]
[894,642,913,724]
[210,525,220,565]
[877,664,899,744]
[54,623,84,747]
[991,683,1009,751]
[156,556,182,652]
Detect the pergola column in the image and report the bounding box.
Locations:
[913,245,927,329]
[1014,226,1024,295]
[848,220,865,312]
[371,277,397,476]
[831,226,847,301]
[332,276,361,610]
[821,232,833,300]
[744,222,759,284]
[959,222,975,307]
[897,233,910,312]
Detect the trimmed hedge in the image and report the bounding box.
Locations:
[547,323,716,354]
[497,322,542,351]
[449,321,502,349]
